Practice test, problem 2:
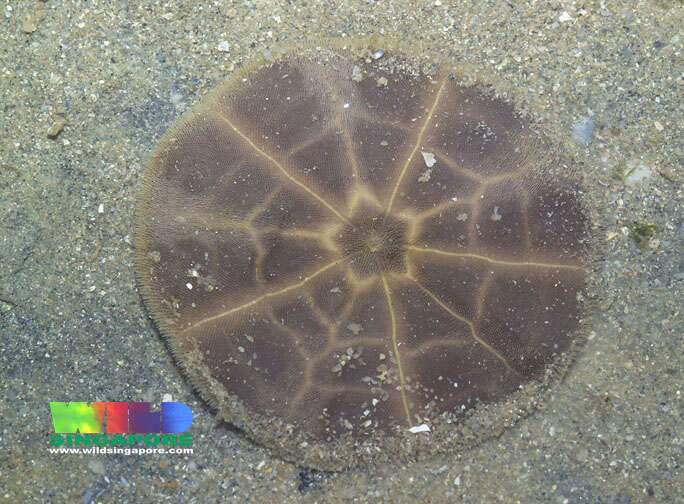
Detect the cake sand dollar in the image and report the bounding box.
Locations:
[134,41,595,470]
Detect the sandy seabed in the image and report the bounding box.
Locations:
[0,1,681,502]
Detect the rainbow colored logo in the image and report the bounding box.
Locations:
[49,402,193,434]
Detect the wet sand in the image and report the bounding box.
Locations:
[0,1,681,502]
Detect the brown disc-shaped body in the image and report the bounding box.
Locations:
[135,43,593,469]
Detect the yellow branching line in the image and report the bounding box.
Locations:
[180,258,344,334]
[407,275,519,375]
[215,113,351,225]
[381,275,413,426]
[407,246,586,271]
[385,79,447,214]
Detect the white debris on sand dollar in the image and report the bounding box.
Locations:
[409,423,431,434]
[421,151,437,167]
[418,168,432,182]
[346,322,363,335]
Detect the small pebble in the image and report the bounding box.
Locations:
[47,117,66,139]
[21,8,45,34]
[559,11,573,23]
[620,46,633,59]
[572,116,594,147]
[217,40,230,52]
[87,460,105,476]
[625,164,651,185]
[21,16,37,33]
[351,65,364,82]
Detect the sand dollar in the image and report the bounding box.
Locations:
[135,42,594,469]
